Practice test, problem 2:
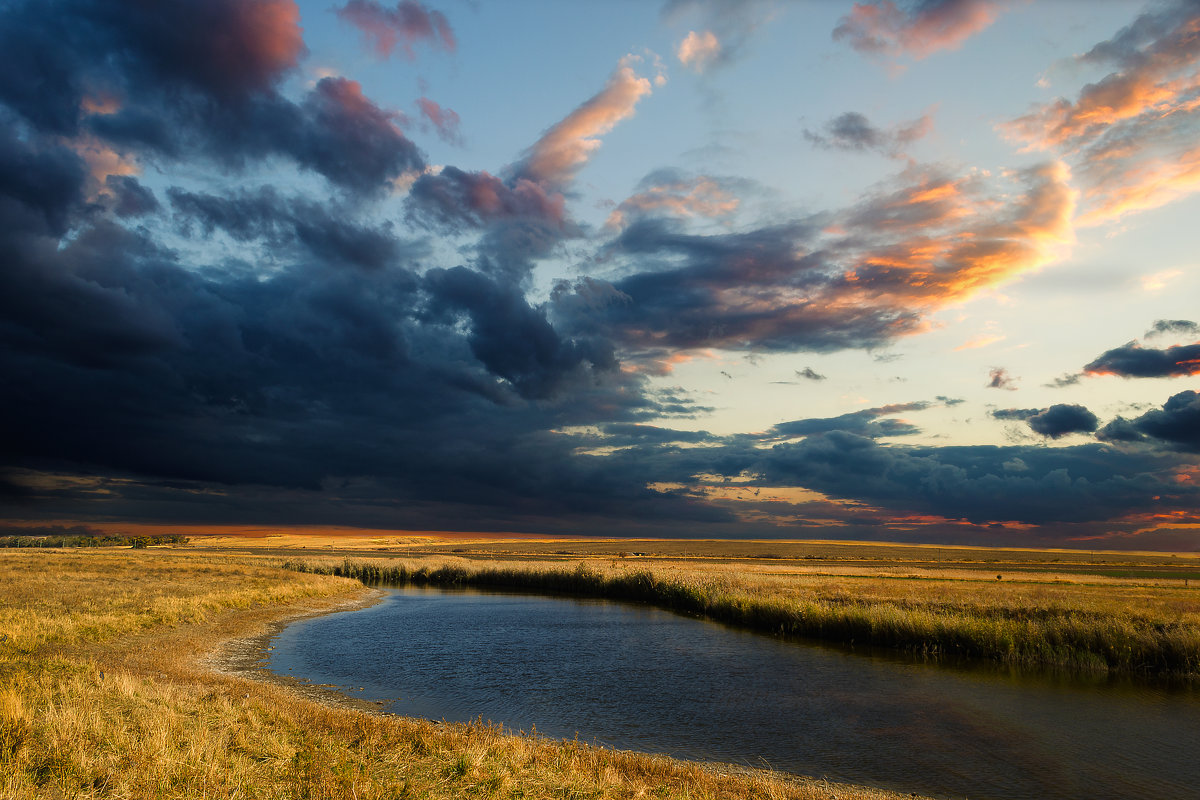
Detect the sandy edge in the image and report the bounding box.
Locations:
[204,586,397,715]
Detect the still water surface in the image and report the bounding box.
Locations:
[268,587,1200,800]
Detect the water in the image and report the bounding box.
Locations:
[267,587,1200,800]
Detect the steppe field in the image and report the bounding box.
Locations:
[4,534,1199,799]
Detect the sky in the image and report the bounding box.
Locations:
[2,0,1199,549]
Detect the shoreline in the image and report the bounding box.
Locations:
[202,582,913,798]
[205,585,394,715]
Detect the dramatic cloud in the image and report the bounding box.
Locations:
[677,30,722,72]
[833,0,1009,61]
[407,54,654,273]
[760,433,1199,528]
[104,176,160,218]
[292,76,426,194]
[0,0,425,197]
[168,187,412,270]
[335,0,455,60]
[1084,342,1200,378]
[408,167,566,231]
[1099,391,1200,452]
[764,401,935,441]
[1026,404,1100,439]
[563,161,1075,360]
[803,111,932,158]
[2,1,1196,548]
[1002,1,1200,223]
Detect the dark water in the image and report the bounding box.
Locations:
[267,587,1200,800]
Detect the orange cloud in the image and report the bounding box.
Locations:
[839,161,1076,308]
[1000,4,1200,223]
[518,57,653,189]
[607,175,739,229]
[68,134,138,200]
[677,30,721,72]
[1079,143,1200,224]
[954,334,1004,351]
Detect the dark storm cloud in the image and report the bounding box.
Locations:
[1,1,1194,547]
[759,433,1195,526]
[406,167,566,230]
[0,0,423,196]
[105,176,160,218]
[422,266,617,400]
[993,405,1099,438]
[1027,404,1100,439]
[1098,391,1200,452]
[1146,319,1199,338]
[0,0,306,137]
[1084,341,1200,378]
[169,187,411,271]
[0,211,706,529]
[803,111,932,158]
[0,124,87,234]
[558,218,921,354]
[558,161,1073,361]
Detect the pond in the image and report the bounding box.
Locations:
[266,587,1200,800]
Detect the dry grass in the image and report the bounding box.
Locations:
[0,549,925,800]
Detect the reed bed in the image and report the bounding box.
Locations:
[0,549,924,800]
[285,556,1200,677]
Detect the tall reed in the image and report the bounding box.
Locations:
[284,558,1200,677]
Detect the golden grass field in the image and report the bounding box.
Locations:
[0,545,938,800]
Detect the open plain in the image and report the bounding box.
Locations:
[4,535,1199,799]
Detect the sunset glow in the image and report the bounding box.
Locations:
[1,0,1198,550]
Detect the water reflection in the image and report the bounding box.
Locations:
[268,587,1200,800]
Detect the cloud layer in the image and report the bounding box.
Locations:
[0,0,1197,550]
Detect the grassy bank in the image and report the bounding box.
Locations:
[286,557,1200,677]
[0,549,925,800]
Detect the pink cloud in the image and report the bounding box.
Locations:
[607,175,739,229]
[833,0,1008,61]
[677,30,721,72]
[408,167,566,229]
[417,96,462,145]
[517,57,653,189]
[336,0,455,61]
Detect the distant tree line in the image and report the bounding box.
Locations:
[0,533,190,548]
